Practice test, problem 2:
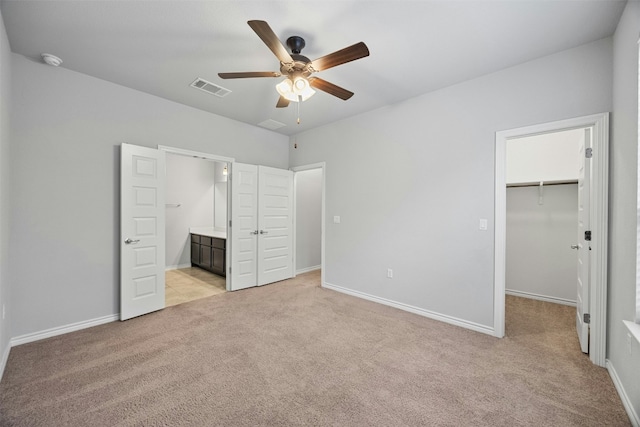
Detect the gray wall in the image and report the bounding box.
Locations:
[9,54,289,337]
[506,184,578,304]
[608,0,640,420]
[290,38,612,330]
[0,9,11,367]
[295,168,322,273]
[165,154,216,269]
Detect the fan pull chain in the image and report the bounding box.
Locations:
[297,95,302,124]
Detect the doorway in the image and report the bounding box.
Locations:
[505,129,584,307]
[494,113,609,367]
[164,152,229,306]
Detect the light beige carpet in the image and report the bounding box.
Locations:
[0,271,630,426]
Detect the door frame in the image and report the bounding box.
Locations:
[158,145,235,290]
[494,113,609,367]
[291,162,326,286]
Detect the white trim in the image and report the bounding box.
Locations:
[0,341,10,382]
[291,162,326,286]
[296,265,320,275]
[323,282,495,336]
[495,113,609,367]
[165,263,192,271]
[10,314,119,347]
[157,145,235,163]
[637,38,640,324]
[505,289,576,307]
[607,359,640,427]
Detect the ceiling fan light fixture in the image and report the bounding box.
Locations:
[276,77,315,102]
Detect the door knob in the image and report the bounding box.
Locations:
[250,230,258,235]
[259,230,269,234]
[124,238,140,244]
[570,244,579,250]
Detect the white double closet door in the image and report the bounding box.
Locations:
[230,163,294,291]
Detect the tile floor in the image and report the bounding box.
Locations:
[165,267,226,307]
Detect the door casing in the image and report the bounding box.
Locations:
[494,113,609,367]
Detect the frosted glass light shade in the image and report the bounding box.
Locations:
[276,78,315,102]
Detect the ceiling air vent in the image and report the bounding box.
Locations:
[258,119,286,130]
[190,78,231,98]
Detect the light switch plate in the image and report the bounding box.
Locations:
[333,216,341,224]
[479,219,488,231]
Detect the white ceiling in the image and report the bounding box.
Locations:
[0,0,627,136]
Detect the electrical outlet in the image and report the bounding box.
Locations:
[627,332,633,356]
[387,268,393,279]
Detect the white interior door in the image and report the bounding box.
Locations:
[120,143,166,320]
[576,128,591,353]
[230,162,258,290]
[258,166,294,285]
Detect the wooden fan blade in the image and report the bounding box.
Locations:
[218,71,280,79]
[276,96,290,108]
[311,42,369,72]
[308,77,354,100]
[248,20,294,64]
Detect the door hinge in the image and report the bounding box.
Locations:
[585,230,591,241]
[229,220,232,227]
[585,147,593,158]
[584,313,591,324]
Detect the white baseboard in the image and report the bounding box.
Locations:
[10,313,120,347]
[505,289,576,307]
[607,359,640,427]
[296,265,321,275]
[323,282,495,336]
[165,263,192,271]
[0,341,10,382]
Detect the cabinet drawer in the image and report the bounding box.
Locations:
[200,236,213,247]
[191,234,200,244]
[212,238,225,249]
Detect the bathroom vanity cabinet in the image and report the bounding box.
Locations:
[190,233,226,277]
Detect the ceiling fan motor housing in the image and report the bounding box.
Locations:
[280,36,313,78]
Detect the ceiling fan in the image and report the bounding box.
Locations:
[218,20,369,109]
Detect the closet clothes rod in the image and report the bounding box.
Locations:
[506,180,578,188]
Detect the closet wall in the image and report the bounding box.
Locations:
[506,183,578,304]
[505,129,583,305]
[295,168,322,274]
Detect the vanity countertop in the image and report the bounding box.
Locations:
[189,227,226,239]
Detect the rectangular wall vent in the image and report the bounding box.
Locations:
[190,78,231,98]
